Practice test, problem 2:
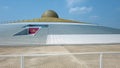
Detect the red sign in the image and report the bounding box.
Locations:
[29,28,39,34]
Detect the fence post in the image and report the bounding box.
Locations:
[100,53,103,68]
[21,56,24,68]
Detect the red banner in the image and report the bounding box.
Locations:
[29,28,39,34]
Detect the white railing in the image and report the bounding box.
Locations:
[0,52,120,68]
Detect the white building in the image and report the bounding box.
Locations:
[0,10,120,46]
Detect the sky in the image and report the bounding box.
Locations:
[0,0,120,29]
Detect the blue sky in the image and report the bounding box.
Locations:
[0,0,120,29]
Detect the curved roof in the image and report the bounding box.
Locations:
[18,18,82,23]
[47,24,120,34]
[15,10,84,23]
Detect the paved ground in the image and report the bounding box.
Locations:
[0,44,120,68]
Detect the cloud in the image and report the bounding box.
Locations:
[69,6,93,14]
[66,0,85,7]
[2,6,9,9]
[66,0,92,14]
[117,8,120,11]
[0,6,9,11]
[89,16,99,19]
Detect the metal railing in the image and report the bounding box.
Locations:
[0,52,120,68]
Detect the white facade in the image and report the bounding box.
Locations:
[0,22,120,46]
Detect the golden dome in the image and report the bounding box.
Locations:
[15,10,84,23]
[41,10,59,18]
